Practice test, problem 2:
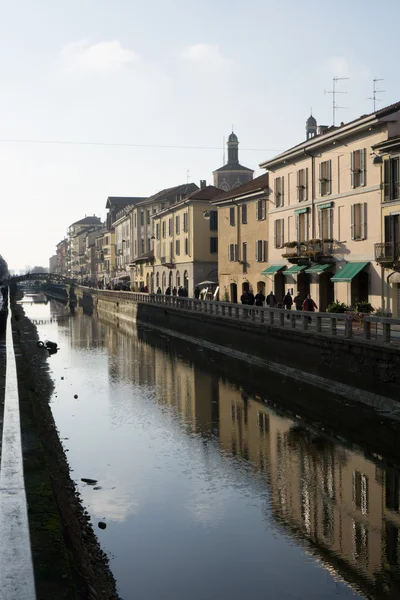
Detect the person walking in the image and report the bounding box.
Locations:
[283,290,293,319]
[247,290,255,306]
[165,286,171,296]
[240,290,249,305]
[302,294,318,322]
[294,292,302,311]
[255,289,265,307]
[194,286,200,299]
[266,291,277,307]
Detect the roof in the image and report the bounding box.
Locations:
[105,196,146,209]
[228,132,238,143]
[154,185,221,218]
[306,115,317,126]
[261,100,400,169]
[212,173,269,205]
[146,183,199,204]
[213,163,254,173]
[71,215,102,226]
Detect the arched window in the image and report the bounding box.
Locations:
[169,271,173,288]
[176,271,181,287]
[162,272,166,291]
[183,270,189,290]
[156,272,160,288]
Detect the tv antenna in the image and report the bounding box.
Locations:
[186,169,190,184]
[223,136,226,165]
[324,76,349,126]
[369,78,385,112]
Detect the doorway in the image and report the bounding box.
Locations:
[230,283,238,303]
[318,272,334,311]
[242,281,249,293]
[274,272,285,301]
[351,271,369,305]
[297,272,310,301]
[257,281,265,294]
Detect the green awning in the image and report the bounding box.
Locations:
[283,265,307,276]
[318,202,333,210]
[330,261,369,282]
[294,207,308,214]
[261,265,286,275]
[305,264,331,275]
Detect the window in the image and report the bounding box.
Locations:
[176,215,180,234]
[351,203,367,240]
[156,223,160,240]
[275,177,284,207]
[242,204,247,224]
[210,210,218,231]
[230,206,236,226]
[146,237,151,252]
[210,237,218,253]
[140,239,145,254]
[297,168,308,202]
[386,521,400,566]
[353,521,368,562]
[319,160,332,196]
[256,240,267,262]
[242,242,247,273]
[134,241,137,255]
[140,211,144,226]
[384,157,400,201]
[146,210,150,225]
[274,219,284,248]
[183,212,188,233]
[386,471,400,513]
[168,218,173,236]
[256,199,266,220]
[257,412,269,435]
[351,149,366,188]
[134,213,137,227]
[228,244,238,261]
[162,221,166,238]
[297,211,309,242]
[169,241,173,258]
[318,207,332,240]
[353,471,368,515]
[175,239,180,256]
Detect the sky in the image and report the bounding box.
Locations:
[1,0,400,271]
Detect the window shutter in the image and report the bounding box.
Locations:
[262,200,266,219]
[318,209,322,238]
[235,244,238,261]
[304,168,308,201]
[274,220,277,248]
[350,204,355,240]
[281,178,284,206]
[328,208,332,238]
[319,163,322,195]
[297,170,300,202]
[360,149,366,186]
[263,241,267,262]
[351,151,355,188]
[296,214,299,242]
[256,201,259,220]
[384,160,391,201]
[361,203,367,239]
[255,241,259,262]
[280,219,284,247]
[228,244,231,261]
[327,161,332,194]
[305,211,309,241]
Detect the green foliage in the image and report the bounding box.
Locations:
[354,301,375,314]
[326,300,350,313]
[0,255,9,280]
[223,288,230,302]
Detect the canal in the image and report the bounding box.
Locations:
[21,296,400,600]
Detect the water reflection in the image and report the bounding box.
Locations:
[33,300,400,599]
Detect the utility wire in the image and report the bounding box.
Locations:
[0,138,280,152]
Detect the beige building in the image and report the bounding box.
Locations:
[212,173,269,302]
[113,204,133,284]
[152,185,221,295]
[260,104,400,311]
[373,132,400,315]
[66,215,102,278]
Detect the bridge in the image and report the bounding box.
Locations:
[8,272,77,286]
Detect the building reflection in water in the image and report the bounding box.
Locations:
[63,308,400,599]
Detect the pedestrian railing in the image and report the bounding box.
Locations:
[0,290,36,599]
[79,286,400,345]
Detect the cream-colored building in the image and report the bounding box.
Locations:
[153,185,221,295]
[113,204,133,284]
[212,173,269,302]
[260,104,400,311]
[372,132,400,315]
[66,215,102,278]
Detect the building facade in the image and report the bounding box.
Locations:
[66,216,103,279]
[213,132,254,191]
[260,104,400,311]
[152,185,221,296]
[212,173,270,302]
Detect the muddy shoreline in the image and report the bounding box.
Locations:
[11,291,120,600]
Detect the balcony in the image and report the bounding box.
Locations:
[160,256,175,268]
[375,242,400,265]
[281,239,335,264]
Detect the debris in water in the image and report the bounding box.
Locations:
[74,394,78,399]
[81,478,98,485]
[98,522,107,530]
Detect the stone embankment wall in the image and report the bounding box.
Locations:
[77,289,400,404]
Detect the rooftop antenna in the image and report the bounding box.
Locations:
[369,78,385,112]
[223,136,225,165]
[186,169,190,184]
[324,76,349,126]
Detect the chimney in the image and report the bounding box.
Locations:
[200,180,207,189]
[318,125,329,135]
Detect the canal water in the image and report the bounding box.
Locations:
[21,297,400,600]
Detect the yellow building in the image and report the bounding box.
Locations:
[212,173,269,302]
[372,133,400,315]
[67,215,102,278]
[152,185,221,295]
[260,104,400,311]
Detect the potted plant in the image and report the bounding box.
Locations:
[326,300,350,313]
[283,241,297,248]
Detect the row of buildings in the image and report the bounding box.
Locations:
[51,101,400,315]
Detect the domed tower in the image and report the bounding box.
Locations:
[306,114,317,140]
[213,131,253,191]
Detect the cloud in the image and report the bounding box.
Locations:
[61,40,139,73]
[181,43,230,72]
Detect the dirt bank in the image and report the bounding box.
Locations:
[11,292,119,600]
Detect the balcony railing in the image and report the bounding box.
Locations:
[281,240,335,263]
[375,242,400,264]
[160,256,175,267]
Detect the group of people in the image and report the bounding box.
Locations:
[241,289,318,312]
[156,286,189,297]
